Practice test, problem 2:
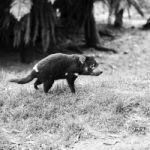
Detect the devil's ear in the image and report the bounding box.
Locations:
[79,56,86,64]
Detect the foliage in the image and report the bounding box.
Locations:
[10,0,32,21]
[0,0,147,53]
[8,0,56,52]
[7,0,100,53]
[138,0,150,13]
[3,0,98,52]
[101,0,144,25]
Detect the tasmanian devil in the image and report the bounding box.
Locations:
[9,53,102,93]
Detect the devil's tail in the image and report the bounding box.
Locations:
[9,70,37,84]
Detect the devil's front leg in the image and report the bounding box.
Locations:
[66,74,78,93]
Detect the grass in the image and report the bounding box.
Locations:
[0,27,150,149]
[1,64,150,149]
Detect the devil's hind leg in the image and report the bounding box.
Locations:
[34,79,42,90]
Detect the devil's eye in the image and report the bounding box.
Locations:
[90,64,95,69]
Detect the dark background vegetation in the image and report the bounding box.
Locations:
[0,0,149,63]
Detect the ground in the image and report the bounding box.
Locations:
[0,12,150,150]
[71,28,150,150]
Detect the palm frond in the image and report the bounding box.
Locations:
[10,0,32,21]
[127,0,144,17]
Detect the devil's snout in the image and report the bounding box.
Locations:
[91,68,103,76]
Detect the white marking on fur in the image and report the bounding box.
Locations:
[90,64,95,70]
[85,67,88,72]
[74,73,79,76]
[33,63,39,72]
[65,73,68,76]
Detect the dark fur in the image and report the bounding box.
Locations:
[9,53,102,93]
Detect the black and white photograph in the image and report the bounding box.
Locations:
[0,0,150,149]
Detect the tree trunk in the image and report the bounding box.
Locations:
[114,9,124,28]
[84,1,100,47]
[107,0,114,25]
[142,17,150,29]
[108,8,113,25]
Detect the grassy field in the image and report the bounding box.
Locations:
[0,27,150,149]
